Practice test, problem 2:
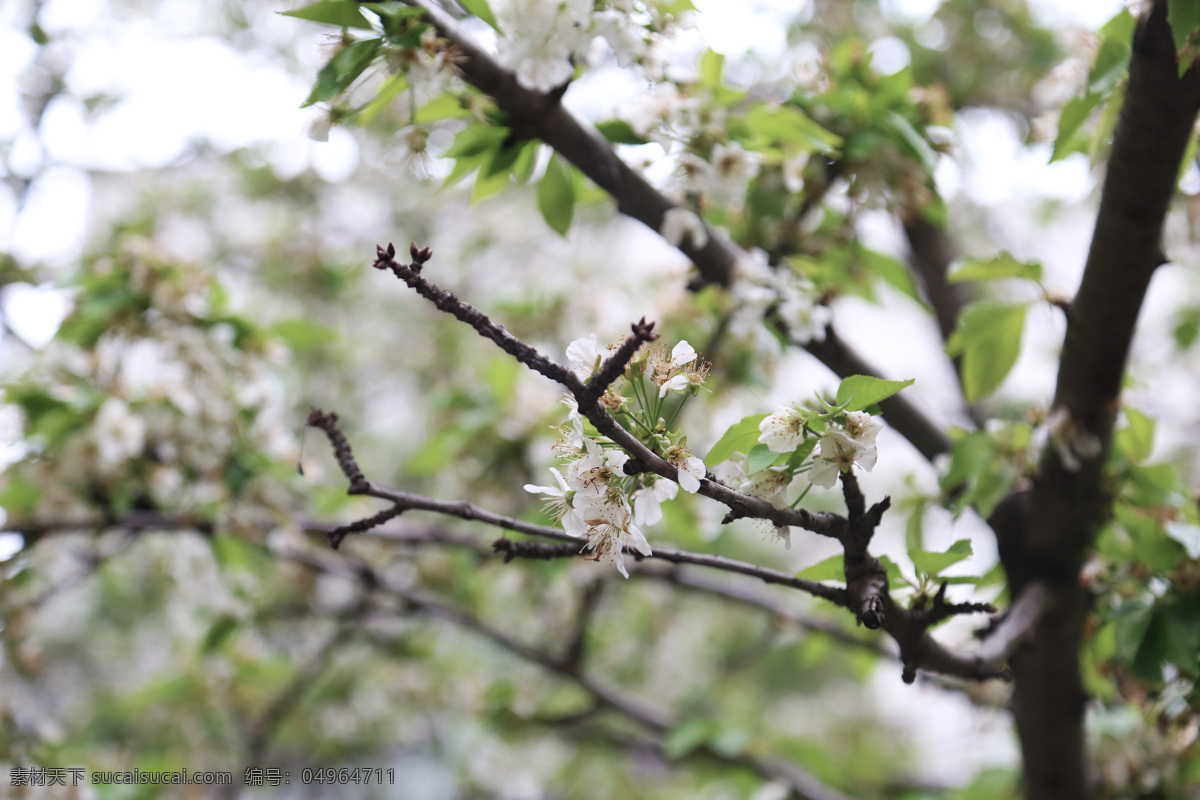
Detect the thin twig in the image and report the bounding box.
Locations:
[281,545,851,800]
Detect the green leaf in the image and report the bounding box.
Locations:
[909,539,973,578]
[271,318,337,352]
[1169,0,1200,74]
[945,302,1028,403]
[664,719,712,759]
[876,555,908,586]
[881,111,937,173]
[905,500,925,553]
[700,50,724,87]
[740,105,842,153]
[947,253,1042,284]
[415,92,476,123]
[458,0,501,32]
[359,73,408,124]
[303,38,383,107]
[537,153,575,236]
[835,375,915,412]
[705,413,770,465]
[595,120,649,145]
[444,123,510,159]
[746,443,783,474]
[1115,407,1156,464]
[280,0,372,29]
[0,475,41,516]
[1052,92,1102,163]
[859,247,923,305]
[201,615,241,653]
[797,554,844,582]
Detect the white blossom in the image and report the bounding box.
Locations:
[583,518,651,579]
[94,398,147,467]
[650,339,698,396]
[759,406,806,453]
[660,207,708,249]
[524,467,587,536]
[664,447,705,493]
[566,334,604,382]
[808,419,879,489]
[632,478,679,526]
[495,0,593,92]
[566,438,628,495]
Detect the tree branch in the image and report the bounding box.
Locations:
[282,545,851,800]
[401,0,952,462]
[1004,5,1200,799]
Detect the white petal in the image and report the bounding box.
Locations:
[678,466,700,493]
[658,374,690,398]
[660,208,708,248]
[809,458,840,489]
[670,340,696,367]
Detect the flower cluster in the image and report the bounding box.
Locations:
[0,238,295,532]
[760,406,881,489]
[526,334,708,576]
[494,0,674,92]
[728,249,830,351]
[808,410,882,488]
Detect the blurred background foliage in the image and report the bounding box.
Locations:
[1,0,1199,797]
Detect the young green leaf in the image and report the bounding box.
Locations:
[1168,0,1200,74]
[835,375,915,412]
[947,253,1043,284]
[700,50,724,87]
[281,0,372,29]
[303,38,384,107]
[908,538,973,578]
[458,0,501,32]
[945,301,1028,404]
[1115,407,1156,464]
[797,554,845,582]
[595,120,650,145]
[705,413,770,465]
[537,153,575,236]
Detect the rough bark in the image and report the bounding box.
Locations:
[1002,5,1200,798]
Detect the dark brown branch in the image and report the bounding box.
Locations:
[583,317,658,402]
[326,505,405,549]
[307,409,368,492]
[372,245,575,385]
[1004,6,1200,799]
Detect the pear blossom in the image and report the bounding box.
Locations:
[809,423,879,489]
[716,461,793,547]
[567,438,628,495]
[843,411,882,449]
[664,445,705,493]
[632,478,679,526]
[524,467,587,536]
[650,340,698,396]
[759,406,806,453]
[583,519,651,579]
[566,334,605,382]
[660,207,708,249]
[94,398,146,467]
